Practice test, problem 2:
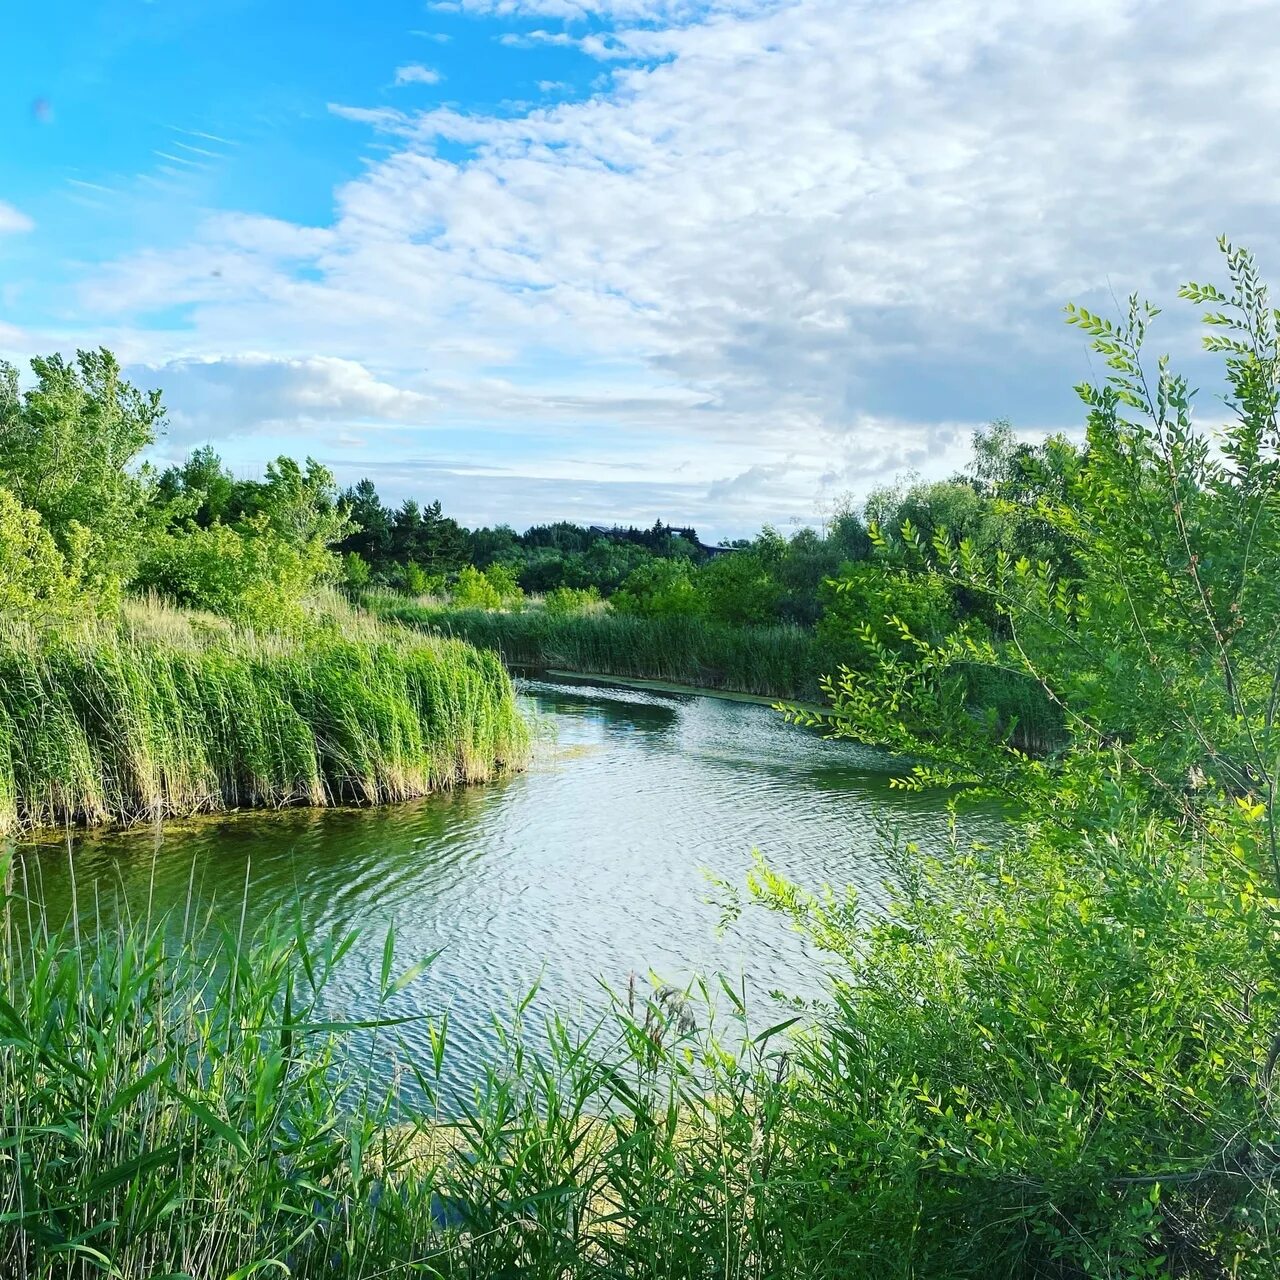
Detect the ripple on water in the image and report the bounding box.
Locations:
[15,675,1006,1102]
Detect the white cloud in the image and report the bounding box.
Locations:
[497,29,577,46]
[141,354,440,445]
[68,0,1280,533]
[452,0,772,19]
[0,201,34,234]
[394,63,442,86]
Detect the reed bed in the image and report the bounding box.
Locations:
[374,602,827,702]
[0,602,530,835]
[374,600,1065,753]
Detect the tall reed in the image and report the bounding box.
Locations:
[0,854,796,1279]
[374,602,827,702]
[0,601,529,835]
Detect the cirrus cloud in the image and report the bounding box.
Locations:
[0,201,34,235]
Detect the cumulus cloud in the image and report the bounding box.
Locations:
[141,354,440,444]
[0,201,34,234]
[70,0,1280,533]
[394,63,442,85]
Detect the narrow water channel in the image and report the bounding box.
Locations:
[14,677,1004,1095]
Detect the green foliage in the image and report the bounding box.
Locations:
[0,487,87,616]
[0,890,445,1277]
[0,348,163,604]
[154,443,239,527]
[482,561,525,606]
[543,584,602,617]
[696,549,784,625]
[143,451,351,629]
[741,806,1279,1278]
[817,560,958,671]
[612,558,705,618]
[450,563,526,610]
[0,877,813,1279]
[137,516,330,631]
[342,549,371,591]
[762,239,1280,1271]
[387,498,467,573]
[402,561,444,597]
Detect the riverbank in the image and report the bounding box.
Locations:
[0,600,529,835]
[543,668,830,715]
[373,598,1064,754]
[371,599,828,701]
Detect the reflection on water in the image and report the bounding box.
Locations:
[14,677,1004,1096]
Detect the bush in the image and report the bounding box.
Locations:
[611,559,705,618]
[342,549,371,591]
[543,584,601,617]
[136,516,336,632]
[696,550,784,626]
[402,561,446,598]
[817,561,957,670]
[0,487,87,617]
[451,563,525,610]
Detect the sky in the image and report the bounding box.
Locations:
[3,0,1280,539]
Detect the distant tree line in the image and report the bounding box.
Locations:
[0,345,1082,652]
[327,418,1083,643]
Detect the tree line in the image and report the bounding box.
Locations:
[0,344,1082,650]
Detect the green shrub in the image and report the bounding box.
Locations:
[450,563,525,610]
[696,550,784,626]
[136,515,336,632]
[817,561,957,671]
[543,584,602,617]
[402,561,445,597]
[342,549,372,591]
[0,487,88,617]
[611,559,705,618]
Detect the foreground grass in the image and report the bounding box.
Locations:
[3,799,1275,1278]
[0,600,529,835]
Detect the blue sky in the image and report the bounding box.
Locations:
[3,0,1279,538]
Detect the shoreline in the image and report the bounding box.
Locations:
[535,667,830,717]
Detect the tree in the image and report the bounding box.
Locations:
[757,244,1280,1273]
[810,238,1280,828]
[338,479,393,569]
[611,559,704,618]
[154,445,239,528]
[0,348,164,601]
[697,550,783,626]
[243,456,350,551]
[141,452,351,626]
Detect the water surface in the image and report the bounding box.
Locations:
[16,677,1003,1094]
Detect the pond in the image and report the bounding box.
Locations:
[13,676,1004,1098]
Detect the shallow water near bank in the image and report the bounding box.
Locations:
[13,677,1005,1098]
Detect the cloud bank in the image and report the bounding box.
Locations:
[65,0,1280,535]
